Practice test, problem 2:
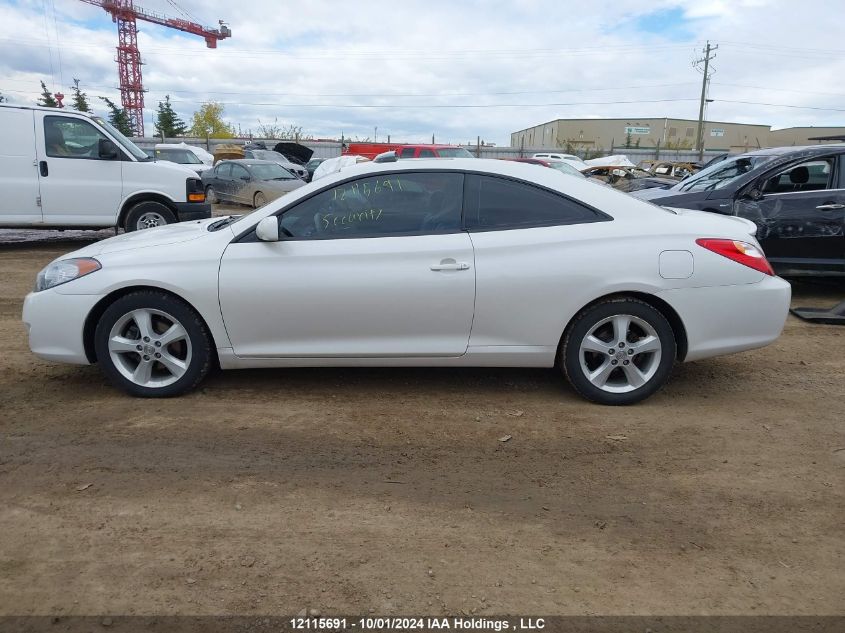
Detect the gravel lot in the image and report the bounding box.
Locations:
[0,220,843,616]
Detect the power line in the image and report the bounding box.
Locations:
[0,77,699,98]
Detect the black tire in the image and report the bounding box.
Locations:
[561,298,676,405]
[94,290,213,397]
[123,201,177,232]
[253,191,267,208]
[205,186,218,205]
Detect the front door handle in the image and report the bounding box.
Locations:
[430,259,470,271]
[816,203,844,210]
[39,161,48,177]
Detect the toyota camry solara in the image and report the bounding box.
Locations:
[22,158,791,405]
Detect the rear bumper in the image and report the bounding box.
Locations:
[173,202,212,222]
[659,276,792,362]
[22,290,100,364]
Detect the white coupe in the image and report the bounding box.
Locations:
[22,158,791,405]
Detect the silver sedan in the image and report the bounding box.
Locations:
[202,159,306,208]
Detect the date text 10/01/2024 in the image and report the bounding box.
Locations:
[289,617,546,630]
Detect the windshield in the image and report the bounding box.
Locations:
[155,149,202,164]
[252,149,291,163]
[675,155,774,192]
[249,163,295,180]
[92,116,149,161]
[435,148,474,158]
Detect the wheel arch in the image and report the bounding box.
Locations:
[82,285,219,366]
[117,193,178,229]
[557,291,689,364]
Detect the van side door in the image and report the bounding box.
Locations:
[35,113,123,226]
[0,107,42,225]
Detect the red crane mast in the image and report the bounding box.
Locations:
[79,0,231,136]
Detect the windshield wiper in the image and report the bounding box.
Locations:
[207,216,241,231]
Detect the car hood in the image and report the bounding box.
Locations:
[261,179,306,192]
[68,217,220,257]
[273,142,313,164]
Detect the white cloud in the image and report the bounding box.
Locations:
[1,0,843,143]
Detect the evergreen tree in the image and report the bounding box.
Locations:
[0,91,6,103]
[70,78,90,112]
[99,97,133,136]
[154,95,188,137]
[37,81,58,107]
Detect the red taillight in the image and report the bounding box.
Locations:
[695,238,775,276]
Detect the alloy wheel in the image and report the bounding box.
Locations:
[107,308,192,388]
[578,314,662,393]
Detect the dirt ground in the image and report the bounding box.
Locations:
[0,223,843,617]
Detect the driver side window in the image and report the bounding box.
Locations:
[44,116,109,159]
[278,172,464,239]
[762,159,834,194]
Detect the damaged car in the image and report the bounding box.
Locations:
[582,166,675,192]
[632,145,845,276]
[202,159,305,208]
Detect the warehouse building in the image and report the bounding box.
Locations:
[511,117,845,153]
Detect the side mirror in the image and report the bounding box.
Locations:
[240,175,251,182]
[99,139,119,160]
[746,188,763,201]
[256,216,280,242]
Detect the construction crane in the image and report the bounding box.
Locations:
[79,0,231,136]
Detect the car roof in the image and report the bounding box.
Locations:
[0,103,98,117]
[741,144,845,157]
[219,159,279,166]
[310,157,669,221]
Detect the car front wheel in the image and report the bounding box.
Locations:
[94,290,213,397]
[562,298,676,405]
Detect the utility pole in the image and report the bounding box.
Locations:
[693,40,718,161]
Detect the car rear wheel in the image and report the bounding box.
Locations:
[562,298,675,405]
[124,201,176,232]
[253,191,267,208]
[94,291,213,397]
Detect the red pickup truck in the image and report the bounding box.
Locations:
[342,142,473,159]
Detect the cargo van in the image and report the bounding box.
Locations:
[0,104,211,231]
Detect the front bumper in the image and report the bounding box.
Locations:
[659,275,792,362]
[173,201,212,222]
[22,290,101,364]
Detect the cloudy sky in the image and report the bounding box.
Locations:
[1,0,844,144]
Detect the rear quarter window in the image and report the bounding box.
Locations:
[465,174,608,230]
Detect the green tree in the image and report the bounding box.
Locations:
[99,97,133,136]
[37,81,58,107]
[624,131,632,149]
[70,78,90,112]
[189,102,234,138]
[0,91,6,103]
[154,95,188,138]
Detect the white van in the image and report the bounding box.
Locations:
[0,104,211,231]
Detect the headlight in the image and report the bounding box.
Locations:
[35,257,101,292]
